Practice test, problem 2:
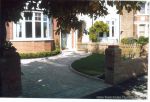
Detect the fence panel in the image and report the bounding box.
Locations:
[120,44,141,58]
[77,42,141,58]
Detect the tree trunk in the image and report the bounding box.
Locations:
[0,19,6,56]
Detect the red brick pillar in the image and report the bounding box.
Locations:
[105,45,121,85]
[0,51,22,97]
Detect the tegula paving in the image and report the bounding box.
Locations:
[21,50,111,98]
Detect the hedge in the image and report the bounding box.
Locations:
[20,49,61,59]
[121,37,137,44]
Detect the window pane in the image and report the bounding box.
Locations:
[112,26,114,37]
[24,12,32,20]
[139,24,145,35]
[35,13,41,20]
[43,15,47,21]
[35,22,41,38]
[107,31,109,37]
[35,13,41,16]
[112,21,114,25]
[147,3,150,14]
[140,3,145,14]
[25,16,32,20]
[99,32,103,37]
[43,22,48,38]
[16,23,22,37]
[26,22,32,38]
[139,24,145,31]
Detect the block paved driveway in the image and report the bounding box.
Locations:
[21,50,110,98]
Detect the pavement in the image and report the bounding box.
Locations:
[20,50,111,98]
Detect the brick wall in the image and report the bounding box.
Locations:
[133,24,138,38]
[134,15,149,22]
[11,40,54,53]
[120,8,134,38]
[105,46,148,85]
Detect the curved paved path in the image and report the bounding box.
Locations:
[21,50,110,98]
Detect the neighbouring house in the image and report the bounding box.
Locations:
[120,1,150,39]
[134,2,150,38]
[5,1,150,53]
[77,1,150,45]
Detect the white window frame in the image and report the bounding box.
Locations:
[136,2,150,15]
[137,24,146,37]
[13,11,53,41]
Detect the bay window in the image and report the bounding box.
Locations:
[13,11,53,40]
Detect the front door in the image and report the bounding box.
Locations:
[61,34,67,49]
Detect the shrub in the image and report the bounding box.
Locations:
[89,21,109,42]
[137,36,149,45]
[20,49,60,59]
[89,33,97,42]
[121,37,137,44]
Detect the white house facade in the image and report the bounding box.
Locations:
[60,4,121,51]
[78,5,120,45]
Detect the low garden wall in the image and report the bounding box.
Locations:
[77,42,142,58]
[77,43,148,84]
[117,57,148,82]
[12,40,55,53]
[105,46,148,85]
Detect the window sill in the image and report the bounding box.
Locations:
[10,38,54,42]
[135,14,150,16]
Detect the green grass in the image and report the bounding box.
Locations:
[71,53,105,76]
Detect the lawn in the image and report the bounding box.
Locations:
[71,53,105,76]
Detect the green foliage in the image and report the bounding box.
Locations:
[20,49,60,59]
[137,36,149,45]
[89,30,98,42]
[1,41,16,52]
[1,0,143,32]
[1,0,27,22]
[2,41,13,49]
[121,36,149,45]
[121,37,137,44]
[108,1,143,15]
[0,0,143,49]
[89,21,109,42]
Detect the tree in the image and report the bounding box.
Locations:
[0,0,28,55]
[0,0,144,55]
[89,21,109,42]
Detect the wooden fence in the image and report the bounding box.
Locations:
[77,42,142,58]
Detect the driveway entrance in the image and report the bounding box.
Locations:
[21,50,110,98]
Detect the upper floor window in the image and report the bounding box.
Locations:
[137,2,150,15]
[139,3,145,14]
[138,24,145,37]
[147,2,150,14]
[13,11,53,40]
